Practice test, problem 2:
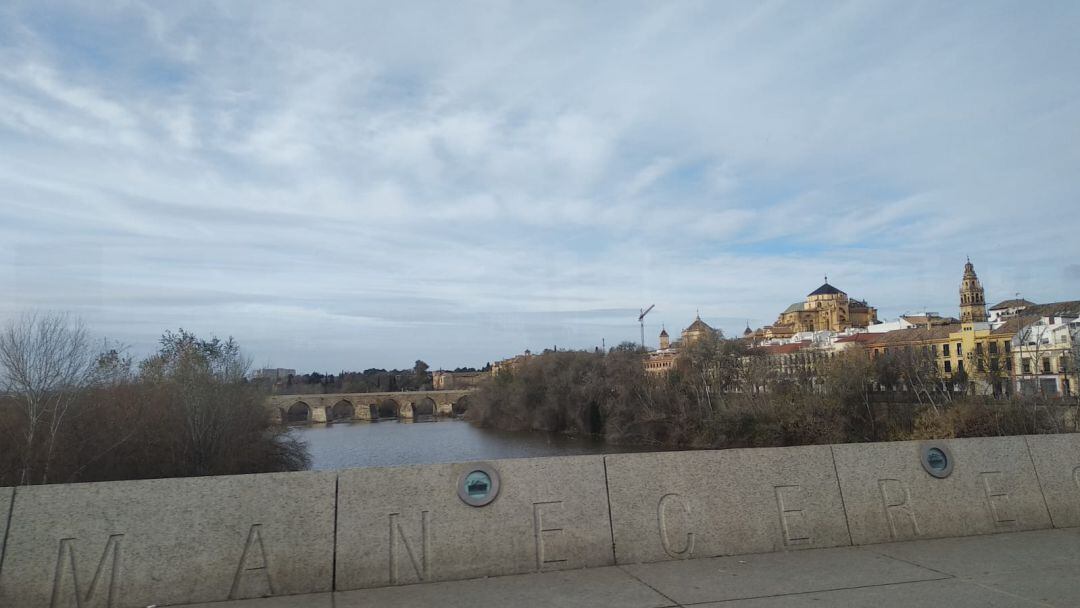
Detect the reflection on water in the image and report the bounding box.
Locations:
[291,418,649,470]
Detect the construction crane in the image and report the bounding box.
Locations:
[638,304,655,350]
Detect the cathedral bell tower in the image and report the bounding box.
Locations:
[959,258,988,323]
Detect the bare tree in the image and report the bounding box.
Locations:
[0,312,106,484]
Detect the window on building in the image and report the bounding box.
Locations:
[944,360,952,373]
[957,360,965,373]
[931,344,938,357]
[989,342,998,355]
[956,343,963,356]
[1043,358,1052,374]
[977,359,984,372]
[1022,358,1031,374]
[1060,357,1069,373]
[943,344,950,357]
[975,342,983,355]
[1004,341,1011,353]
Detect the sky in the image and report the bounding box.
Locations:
[1,1,1079,372]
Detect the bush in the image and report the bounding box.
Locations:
[0,325,309,486]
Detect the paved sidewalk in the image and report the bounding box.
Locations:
[184,528,1080,607]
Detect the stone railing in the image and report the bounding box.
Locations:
[1,434,1078,606]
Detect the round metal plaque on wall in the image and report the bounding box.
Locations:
[920,443,954,478]
[457,463,501,507]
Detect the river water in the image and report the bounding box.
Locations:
[292,418,648,470]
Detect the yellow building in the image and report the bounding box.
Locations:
[862,260,1016,394]
[765,279,878,338]
[645,316,718,374]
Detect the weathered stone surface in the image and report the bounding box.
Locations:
[1024,433,1080,528]
[832,437,1052,545]
[0,471,335,607]
[604,446,851,564]
[335,567,674,608]
[335,456,614,590]
[620,546,944,605]
[0,486,12,572]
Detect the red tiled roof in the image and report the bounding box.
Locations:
[754,341,810,355]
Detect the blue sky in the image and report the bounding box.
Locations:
[1,1,1079,372]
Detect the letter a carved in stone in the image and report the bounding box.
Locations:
[230,524,274,599]
[50,534,124,608]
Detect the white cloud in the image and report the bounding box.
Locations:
[0,1,1078,369]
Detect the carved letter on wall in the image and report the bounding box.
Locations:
[532,501,567,571]
[230,524,274,599]
[878,479,920,540]
[50,534,124,608]
[657,493,695,559]
[1072,465,1080,495]
[774,485,811,546]
[980,471,1016,527]
[389,511,431,584]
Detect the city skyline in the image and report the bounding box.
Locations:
[2,2,1079,370]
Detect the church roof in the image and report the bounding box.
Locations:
[1025,300,1080,317]
[659,328,669,337]
[743,325,753,336]
[782,301,806,314]
[808,282,844,297]
[685,316,714,333]
[989,298,1036,311]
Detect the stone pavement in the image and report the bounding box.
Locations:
[181,528,1080,608]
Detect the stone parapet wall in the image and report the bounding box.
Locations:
[1,434,1079,606]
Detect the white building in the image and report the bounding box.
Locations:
[1011,315,1080,396]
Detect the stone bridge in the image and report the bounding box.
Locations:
[266,389,475,423]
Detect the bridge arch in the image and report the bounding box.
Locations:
[377,398,401,419]
[414,397,436,418]
[330,400,355,421]
[285,401,311,423]
[452,395,470,416]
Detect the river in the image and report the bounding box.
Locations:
[291,418,649,470]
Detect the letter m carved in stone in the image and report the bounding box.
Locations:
[50,535,124,608]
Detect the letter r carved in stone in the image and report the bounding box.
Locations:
[878,479,920,540]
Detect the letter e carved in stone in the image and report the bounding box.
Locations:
[774,485,811,546]
[532,501,567,571]
[980,471,1016,527]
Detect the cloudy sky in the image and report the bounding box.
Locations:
[1,1,1078,372]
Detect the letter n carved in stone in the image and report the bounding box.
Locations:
[389,511,430,584]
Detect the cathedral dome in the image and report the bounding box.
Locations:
[808,282,844,297]
[685,316,713,333]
